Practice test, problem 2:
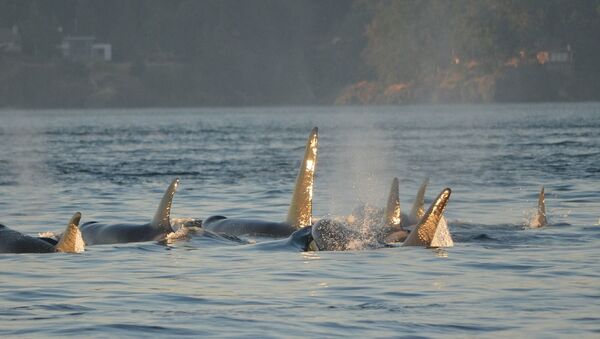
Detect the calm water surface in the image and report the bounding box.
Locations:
[0,104,599,337]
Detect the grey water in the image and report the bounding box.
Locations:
[0,104,599,337]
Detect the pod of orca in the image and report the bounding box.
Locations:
[0,127,549,254]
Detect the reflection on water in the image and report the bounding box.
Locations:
[0,104,599,336]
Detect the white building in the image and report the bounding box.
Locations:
[59,36,112,62]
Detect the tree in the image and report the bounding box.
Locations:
[19,1,61,58]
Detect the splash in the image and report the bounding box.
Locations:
[38,231,59,239]
[171,218,202,232]
[164,226,191,244]
[313,217,386,251]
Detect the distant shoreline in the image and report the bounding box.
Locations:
[0,58,594,109]
[1,101,598,112]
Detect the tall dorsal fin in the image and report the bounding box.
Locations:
[537,186,547,220]
[150,178,179,232]
[530,186,547,228]
[408,178,429,224]
[383,177,401,226]
[403,188,452,247]
[55,212,85,253]
[286,127,318,228]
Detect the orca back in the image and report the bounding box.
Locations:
[79,222,166,245]
[0,226,56,253]
[203,217,297,237]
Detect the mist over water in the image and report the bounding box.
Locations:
[0,104,599,337]
[320,108,393,216]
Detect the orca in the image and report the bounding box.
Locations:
[309,218,390,251]
[345,177,408,243]
[403,188,454,247]
[347,177,434,243]
[529,186,547,228]
[168,218,249,245]
[245,222,387,252]
[202,127,319,237]
[0,212,84,254]
[408,178,429,225]
[378,177,409,243]
[305,186,454,250]
[246,187,454,252]
[384,178,453,246]
[78,178,179,245]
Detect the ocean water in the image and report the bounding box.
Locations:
[0,104,599,337]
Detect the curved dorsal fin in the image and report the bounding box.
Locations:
[286,127,318,228]
[408,178,429,224]
[150,178,179,232]
[383,177,401,226]
[530,186,547,228]
[403,188,452,247]
[55,212,85,253]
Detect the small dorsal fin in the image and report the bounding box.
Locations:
[383,177,401,226]
[408,178,429,224]
[150,178,179,232]
[286,127,318,228]
[530,186,547,228]
[403,188,452,247]
[55,212,85,253]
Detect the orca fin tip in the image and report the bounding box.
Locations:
[70,212,82,226]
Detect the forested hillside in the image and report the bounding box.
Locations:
[0,0,599,107]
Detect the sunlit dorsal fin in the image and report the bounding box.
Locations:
[150,178,179,232]
[530,186,547,228]
[430,215,454,247]
[55,212,85,253]
[286,127,318,228]
[383,177,401,226]
[408,178,429,224]
[403,188,451,247]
